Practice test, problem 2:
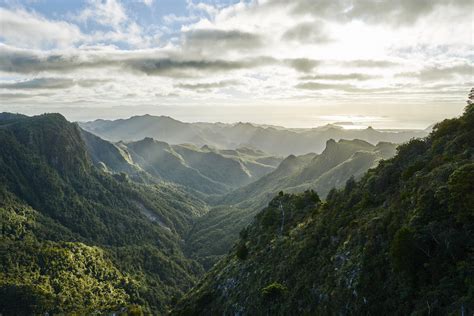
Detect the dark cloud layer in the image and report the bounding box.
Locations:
[183,29,263,50]
[124,56,275,76]
[1,46,326,76]
[0,78,75,89]
[0,92,53,99]
[175,80,240,91]
[0,77,109,90]
[0,45,275,76]
[285,58,320,73]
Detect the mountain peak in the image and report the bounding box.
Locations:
[277,154,298,170]
[143,136,155,143]
[1,112,91,176]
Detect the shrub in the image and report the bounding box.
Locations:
[261,282,287,301]
[126,305,144,316]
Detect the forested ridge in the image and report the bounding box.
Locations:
[0,113,206,314]
[173,103,474,315]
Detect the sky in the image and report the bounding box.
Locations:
[0,0,472,128]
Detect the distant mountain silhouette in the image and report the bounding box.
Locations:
[80,115,428,156]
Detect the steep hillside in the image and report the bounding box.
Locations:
[173,144,279,187]
[221,139,396,206]
[0,114,208,314]
[126,138,229,195]
[120,138,281,195]
[185,140,397,268]
[296,139,375,182]
[174,104,474,315]
[80,115,427,156]
[80,129,151,182]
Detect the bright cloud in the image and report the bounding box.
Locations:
[0,7,83,48]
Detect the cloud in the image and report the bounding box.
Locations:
[285,58,320,73]
[282,21,332,44]
[183,29,263,51]
[0,92,54,100]
[295,81,396,93]
[75,78,111,87]
[300,73,378,81]
[163,14,198,25]
[277,0,472,25]
[141,0,154,7]
[187,2,219,16]
[341,60,400,68]
[0,8,82,49]
[73,0,153,48]
[0,78,75,90]
[0,45,98,74]
[125,56,276,76]
[345,0,438,25]
[175,80,240,91]
[0,3,152,50]
[76,0,127,29]
[296,81,352,91]
[396,63,473,81]
[0,45,278,77]
[0,77,110,92]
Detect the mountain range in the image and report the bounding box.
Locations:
[80,115,428,156]
[81,129,282,195]
[1,100,472,315]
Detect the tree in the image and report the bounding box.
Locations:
[448,163,474,221]
[467,87,474,105]
[390,227,421,280]
[236,243,249,260]
[344,176,356,193]
[261,282,287,301]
